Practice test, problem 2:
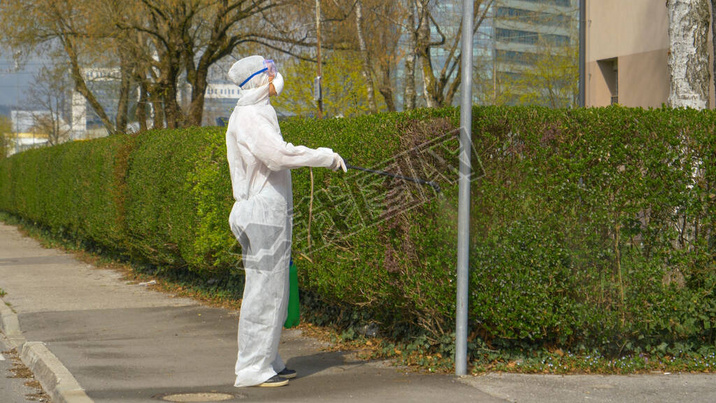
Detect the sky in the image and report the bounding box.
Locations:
[0,48,43,109]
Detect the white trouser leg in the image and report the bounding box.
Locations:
[232,204,291,387]
[234,266,289,387]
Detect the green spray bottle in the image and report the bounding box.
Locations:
[284,259,300,328]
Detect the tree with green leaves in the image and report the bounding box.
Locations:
[406,0,494,109]
[111,0,323,127]
[0,0,136,134]
[25,64,74,146]
[273,52,378,117]
[496,39,578,108]
[1,0,315,132]
[291,0,493,113]
[0,116,11,158]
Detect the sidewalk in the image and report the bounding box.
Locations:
[1,222,715,403]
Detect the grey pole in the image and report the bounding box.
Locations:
[456,0,474,376]
[578,0,586,107]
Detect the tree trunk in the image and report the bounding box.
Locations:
[355,0,377,113]
[416,0,439,108]
[152,99,165,129]
[668,0,710,109]
[164,88,180,129]
[186,56,210,127]
[149,81,165,129]
[443,63,462,106]
[187,80,207,127]
[137,80,148,132]
[379,68,397,112]
[159,59,182,129]
[63,37,117,135]
[712,0,716,101]
[116,52,132,134]
[404,1,418,110]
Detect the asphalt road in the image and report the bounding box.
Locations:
[2,221,716,403]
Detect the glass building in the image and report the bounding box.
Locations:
[490,0,579,106]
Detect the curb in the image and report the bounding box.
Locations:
[0,298,26,347]
[0,298,93,403]
[22,342,93,403]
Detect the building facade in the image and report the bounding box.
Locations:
[491,0,579,106]
[7,110,52,156]
[585,0,669,107]
[585,0,713,108]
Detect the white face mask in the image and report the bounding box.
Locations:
[271,73,284,97]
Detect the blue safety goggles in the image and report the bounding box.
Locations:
[239,59,277,88]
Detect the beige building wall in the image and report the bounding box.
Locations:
[586,0,670,108]
[586,0,714,108]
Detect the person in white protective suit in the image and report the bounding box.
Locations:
[225,55,347,388]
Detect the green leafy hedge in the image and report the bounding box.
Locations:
[468,106,715,356]
[0,106,714,359]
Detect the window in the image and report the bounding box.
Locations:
[503,72,526,82]
[496,28,538,44]
[496,7,572,28]
[519,0,572,7]
[496,49,535,65]
[597,58,618,105]
[542,33,570,46]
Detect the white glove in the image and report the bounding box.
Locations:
[329,153,347,172]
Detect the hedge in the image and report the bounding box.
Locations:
[0,106,714,358]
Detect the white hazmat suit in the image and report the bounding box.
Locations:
[226,55,345,387]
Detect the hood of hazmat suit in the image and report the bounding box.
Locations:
[225,55,337,387]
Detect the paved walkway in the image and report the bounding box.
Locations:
[1,222,715,402]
